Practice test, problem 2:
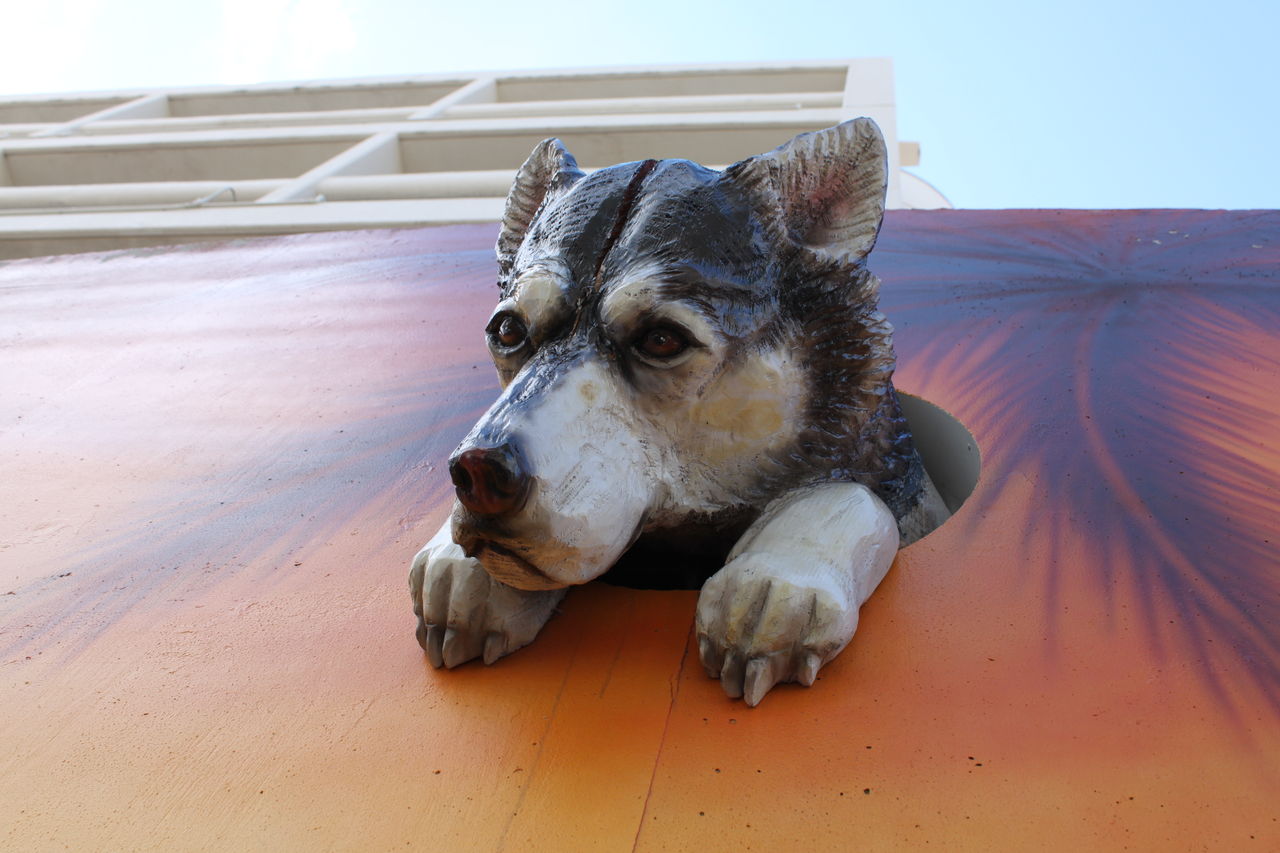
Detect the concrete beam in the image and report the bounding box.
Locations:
[31,94,170,138]
[409,77,497,120]
[256,131,402,203]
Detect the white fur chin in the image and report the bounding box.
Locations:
[474,544,566,591]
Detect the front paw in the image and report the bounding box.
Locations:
[409,539,566,669]
[695,556,858,706]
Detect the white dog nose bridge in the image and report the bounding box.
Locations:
[483,341,591,425]
[451,342,598,494]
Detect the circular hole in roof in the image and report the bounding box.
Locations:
[898,391,981,538]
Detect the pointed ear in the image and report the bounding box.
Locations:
[723,118,887,265]
[496,138,584,277]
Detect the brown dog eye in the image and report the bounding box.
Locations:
[636,326,688,360]
[488,314,527,350]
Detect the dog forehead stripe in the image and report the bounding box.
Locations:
[591,158,659,291]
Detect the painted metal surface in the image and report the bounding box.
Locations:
[1,211,1276,850]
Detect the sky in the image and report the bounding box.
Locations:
[1,0,1276,209]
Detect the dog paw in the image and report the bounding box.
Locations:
[410,538,566,669]
[695,555,858,707]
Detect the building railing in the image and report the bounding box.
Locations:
[0,60,948,260]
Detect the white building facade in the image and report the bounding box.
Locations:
[0,59,949,260]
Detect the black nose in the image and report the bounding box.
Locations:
[448,443,531,518]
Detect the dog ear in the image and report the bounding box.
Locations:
[497,138,584,277]
[724,118,887,266]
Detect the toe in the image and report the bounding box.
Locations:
[425,625,445,669]
[697,635,722,679]
[441,627,464,668]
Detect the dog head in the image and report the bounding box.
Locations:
[449,119,893,591]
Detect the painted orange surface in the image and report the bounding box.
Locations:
[1,212,1276,851]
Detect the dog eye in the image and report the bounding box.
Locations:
[487,313,528,351]
[635,326,689,360]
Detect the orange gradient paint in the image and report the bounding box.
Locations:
[1,212,1276,851]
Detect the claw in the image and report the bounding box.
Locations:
[483,632,505,666]
[798,651,821,687]
[697,635,720,678]
[720,653,745,699]
[415,612,429,653]
[441,627,464,668]
[409,557,426,603]
[425,625,445,669]
[744,657,782,707]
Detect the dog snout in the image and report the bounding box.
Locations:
[448,443,531,518]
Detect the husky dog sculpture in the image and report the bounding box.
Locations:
[410,119,949,706]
